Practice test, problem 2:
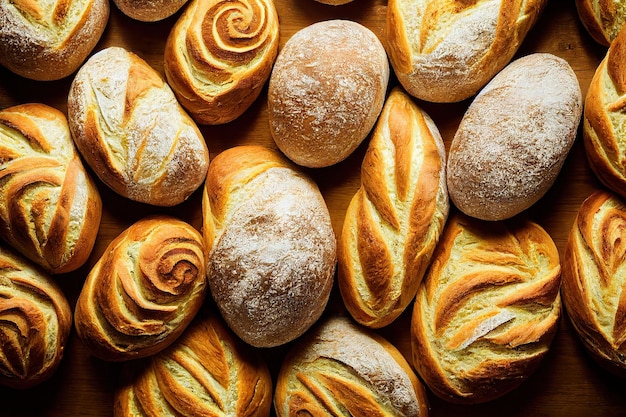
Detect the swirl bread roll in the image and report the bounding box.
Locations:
[411,213,561,404]
[338,88,448,329]
[67,46,209,207]
[575,0,626,46]
[203,145,336,348]
[115,308,273,416]
[164,0,279,125]
[0,245,72,389]
[74,215,207,361]
[0,103,102,274]
[112,0,187,21]
[0,0,109,81]
[386,0,546,103]
[274,315,429,417]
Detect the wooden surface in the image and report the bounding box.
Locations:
[2,0,626,415]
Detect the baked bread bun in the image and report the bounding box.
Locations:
[411,213,561,404]
[268,19,389,168]
[561,190,626,377]
[0,245,72,389]
[115,308,273,416]
[112,0,187,21]
[74,215,207,361]
[67,46,209,207]
[203,145,336,348]
[0,0,109,81]
[274,315,429,417]
[447,53,582,221]
[386,0,546,103]
[575,0,626,46]
[338,88,448,329]
[164,0,279,125]
[0,103,102,274]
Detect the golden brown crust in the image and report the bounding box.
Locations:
[575,0,626,46]
[112,0,188,21]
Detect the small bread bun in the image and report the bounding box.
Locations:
[268,19,389,168]
[112,0,187,21]
[0,0,109,81]
[575,0,626,46]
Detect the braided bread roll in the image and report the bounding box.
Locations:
[74,215,207,361]
[115,308,273,416]
[411,213,561,404]
[0,103,102,274]
[0,245,72,389]
[575,0,626,46]
[338,88,448,329]
[164,0,279,125]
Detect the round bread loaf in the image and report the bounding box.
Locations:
[575,0,626,46]
[267,19,389,168]
[447,53,582,221]
[112,0,188,21]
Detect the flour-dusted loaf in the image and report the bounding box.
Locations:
[74,215,207,361]
[411,213,561,404]
[274,315,429,417]
[268,19,389,168]
[0,245,72,389]
[575,0,626,46]
[203,145,337,348]
[447,53,582,221]
[68,46,209,207]
[164,0,279,125]
[112,0,188,21]
[0,0,109,81]
[338,88,448,329]
[0,103,102,274]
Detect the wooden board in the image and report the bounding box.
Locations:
[2,0,626,415]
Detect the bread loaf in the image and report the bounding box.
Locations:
[0,0,109,81]
[575,0,626,46]
[0,245,72,389]
[447,53,582,221]
[67,46,209,207]
[74,215,207,361]
[386,0,546,103]
[203,145,336,348]
[338,88,448,329]
[0,103,102,274]
[268,19,389,168]
[164,0,279,124]
[112,0,187,21]
[411,213,561,404]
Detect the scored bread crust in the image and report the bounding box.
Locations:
[575,0,626,46]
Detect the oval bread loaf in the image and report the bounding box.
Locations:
[575,0,626,46]
[112,0,188,21]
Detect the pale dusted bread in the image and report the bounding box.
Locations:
[268,20,389,168]
[562,190,626,377]
[0,0,109,81]
[274,315,429,417]
[203,145,337,348]
[74,215,207,361]
[0,245,72,389]
[411,213,561,404]
[0,103,102,274]
[338,88,449,329]
[115,309,273,417]
[575,0,626,46]
[112,0,188,21]
[67,46,209,207]
[386,0,546,103]
[164,0,279,125]
[447,53,582,221]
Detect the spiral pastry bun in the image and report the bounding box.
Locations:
[0,103,102,274]
[411,213,561,404]
[164,0,279,125]
[74,215,207,361]
[0,245,72,389]
[112,0,188,21]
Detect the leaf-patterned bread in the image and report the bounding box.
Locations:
[411,213,561,404]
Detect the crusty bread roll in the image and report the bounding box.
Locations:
[115,308,273,417]
[67,46,209,207]
[203,145,336,348]
[575,0,626,46]
[0,0,109,81]
[411,213,561,404]
[164,0,279,125]
[274,315,429,417]
[338,88,449,329]
[112,0,187,21]
[268,19,389,168]
[0,245,72,389]
[74,215,207,361]
[447,53,582,221]
[561,190,626,377]
[0,103,102,274]
[386,0,546,103]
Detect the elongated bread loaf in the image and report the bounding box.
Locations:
[575,0,626,46]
